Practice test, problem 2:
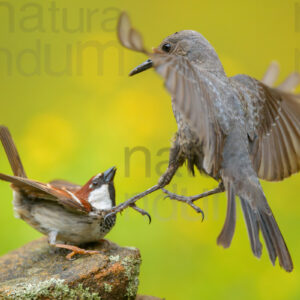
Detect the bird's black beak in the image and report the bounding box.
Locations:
[103,166,117,183]
[129,59,153,76]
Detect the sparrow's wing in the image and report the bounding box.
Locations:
[232,74,300,181]
[0,173,91,213]
[0,126,91,212]
[49,179,81,192]
[0,126,27,177]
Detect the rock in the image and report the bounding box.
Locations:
[0,237,141,300]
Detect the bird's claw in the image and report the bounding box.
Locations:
[187,201,205,221]
[104,204,152,224]
[130,204,152,224]
[161,188,205,221]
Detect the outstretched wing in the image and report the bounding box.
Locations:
[117,12,225,176]
[0,173,90,213]
[261,61,300,92]
[0,126,91,213]
[117,12,146,53]
[231,73,300,181]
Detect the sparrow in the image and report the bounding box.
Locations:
[107,12,300,272]
[0,125,118,260]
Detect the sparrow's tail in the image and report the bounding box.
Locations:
[0,126,27,178]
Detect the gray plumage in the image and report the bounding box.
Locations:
[118,12,300,272]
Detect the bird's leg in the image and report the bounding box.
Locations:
[104,159,181,220]
[48,231,99,260]
[54,244,100,260]
[162,182,224,202]
[161,182,224,220]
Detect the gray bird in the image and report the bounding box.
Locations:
[109,12,300,272]
[0,126,118,260]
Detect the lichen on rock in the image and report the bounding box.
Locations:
[3,278,101,300]
[0,238,141,300]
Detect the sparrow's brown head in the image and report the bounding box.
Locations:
[76,167,117,210]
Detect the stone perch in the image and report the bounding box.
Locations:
[0,238,163,300]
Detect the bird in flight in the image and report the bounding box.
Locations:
[108,12,300,272]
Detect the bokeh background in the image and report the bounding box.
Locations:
[0,0,299,299]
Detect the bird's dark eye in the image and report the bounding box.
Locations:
[162,43,172,53]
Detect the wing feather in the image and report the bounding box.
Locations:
[232,74,300,181]
[117,12,146,53]
[261,61,279,86]
[0,173,89,213]
[152,54,225,176]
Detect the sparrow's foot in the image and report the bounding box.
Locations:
[54,244,100,260]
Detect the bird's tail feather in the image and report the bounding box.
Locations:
[220,192,293,272]
[255,206,293,271]
[0,126,27,178]
[217,183,236,248]
[240,197,262,258]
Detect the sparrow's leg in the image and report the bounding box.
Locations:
[162,182,225,202]
[48,231,99,260]
[105,141,184,220]
[54,244,100,260]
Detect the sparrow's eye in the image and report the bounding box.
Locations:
[162,43,172,53]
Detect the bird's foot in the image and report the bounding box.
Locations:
[54,244,100,260]
[98,238,111,247]
[104,203,151,224]
[104,184,160,223]
[162,182,224,202]
[161,189,205,220]
[130,203,152,223]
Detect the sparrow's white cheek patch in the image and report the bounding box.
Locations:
[88,185,112,210]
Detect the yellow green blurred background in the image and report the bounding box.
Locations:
[0,0,299,299]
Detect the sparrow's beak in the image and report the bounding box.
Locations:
[103,166,117,183]
[129,59,153,76]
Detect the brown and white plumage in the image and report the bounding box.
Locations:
[0,126,117,248]
[118,12,299,271]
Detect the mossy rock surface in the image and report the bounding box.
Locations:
[0,237,141,300]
